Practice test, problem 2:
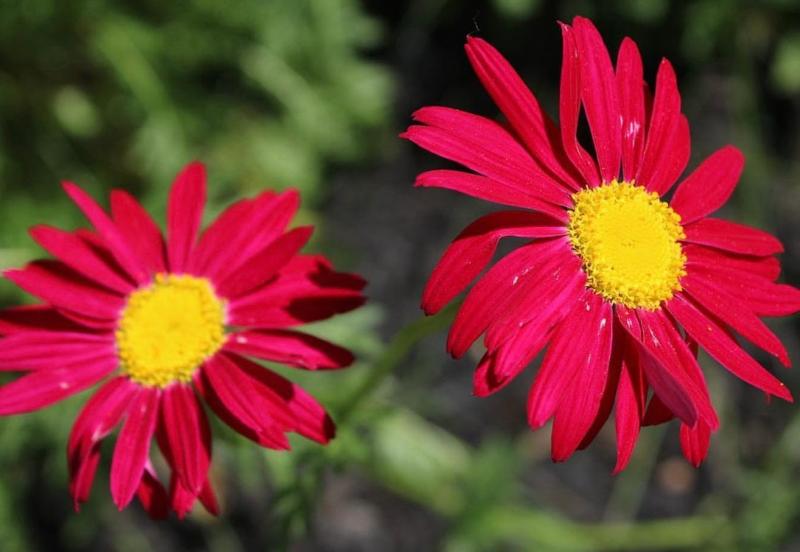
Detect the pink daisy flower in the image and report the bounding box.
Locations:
[0,162,366,517]
[402,16,800,470]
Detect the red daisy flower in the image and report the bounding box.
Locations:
[0,162,366,517]
[402,16,800,470]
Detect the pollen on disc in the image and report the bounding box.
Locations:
[567,180,686,310]
[116,273,226,387]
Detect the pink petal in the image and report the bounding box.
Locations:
[111,190,167,274]
[473,267,585,397]
[68,377,138,509]
[29,225,134,293]
[225,329,354,370]
[230,297,366,329]
[682,274,790,365]
[616,307,705,427]
[69,378,137,468]
[642,394,674,426]
[577,339,627,451]
[0,331,114,371]
[0,356,116,415]
[684,244,781,281]
[613,344,647,473]
[62,182,149,284]
[687,264,800,317]
[636,60,685,194]
[5,261,125,321]
[666,294,792,401]
[229,353,336,444]
[670,146,745,224]
[166,162,206,273]
[422,210,566,315]
[526,291,594,428]
[464,36,581,190]
[483,245,584,349]
[70,447,101,511]
[679,421,711,468]
[110,386,160,510]
[573,16,621,184]
[228,256,366,328]
[413,170,567,220]
[682,218,784,256]
[550,293,614,461]
[447,238,567,358]
[616,37,647,181]
[558,22,600,185]
[0,305,90,335]
[193,190,299,281]
[137,463,169,520]
[402,107,572,207]
[197,355,290,449]
[198,478,220,516]
[160,383,211,496]
[215,226,314,300]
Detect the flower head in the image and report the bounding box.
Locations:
[0,162,366,517]
[402,16,800,470]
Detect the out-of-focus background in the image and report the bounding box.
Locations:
[0,0,798,550]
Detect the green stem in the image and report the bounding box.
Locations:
[335,301,460,424]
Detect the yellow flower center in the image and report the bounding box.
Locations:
[116,273,226,387]
[567,181,686,310]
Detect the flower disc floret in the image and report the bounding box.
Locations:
[117,273,226,387]
[568,181,686,310]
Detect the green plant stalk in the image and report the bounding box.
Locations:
[334,301,460,425]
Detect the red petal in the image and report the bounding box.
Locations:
[225,329,354,370]
[573,16,621,184]
[0,331,113,371]
[671,146,745,224]
[558,22,600,185]
[193,190,299,281]
[0,305,90,335]
[111,190,167,274]
[473,266,585,397]
[215,226,313,299]
[414,170,567,220]
[684,244,780,281]
[228,353,336,444]
[402,107,572,207]
[616,37,647,181]
[680,421,711,468]
[0,356,116,415]
[447,238,567,358]
[167,162,206,273]
[160,384,211,496]
[666,294,792,401]
[137,463,169,520]
[550,294,614,461]
[687,264,799,317]
[526,291,592,428]
[29,225,134,293]
[5,261,125,321]
[682,218,784,256]
[110,386,160,510]
[682,274,790,366]
[464,36,580,190]
[637,60,686,194]
[197,355,290,449]
[616,307,709,427]
[422,210,566,315]
[62,182,149,284]
[613,343,647,473]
